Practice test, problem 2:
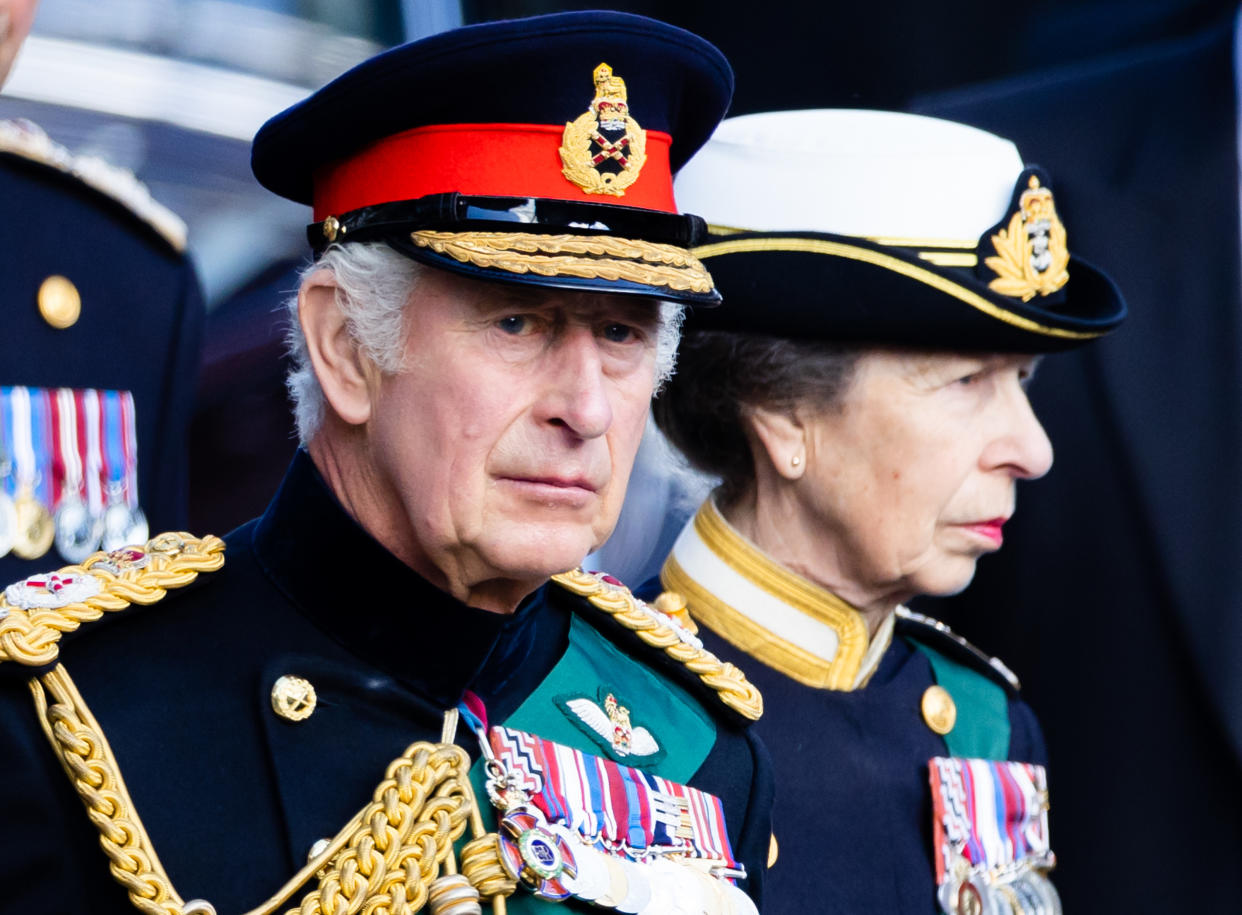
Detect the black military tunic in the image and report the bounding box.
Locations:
[0,452,772,914]
[0,119,204,579]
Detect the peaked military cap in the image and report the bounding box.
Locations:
[251,11,734,306]
[674,109,1126,350]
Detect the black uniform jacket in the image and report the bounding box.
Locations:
[913,13,1242,910]
[646,499,1047,914]
[0,451,773,914]
[1,120,204,581]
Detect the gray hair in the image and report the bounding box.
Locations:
[285,242,685,443]
[653,330,860,506]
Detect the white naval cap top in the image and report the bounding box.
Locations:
[674,109,1026,242]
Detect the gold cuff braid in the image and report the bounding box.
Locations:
[551,569,763,720]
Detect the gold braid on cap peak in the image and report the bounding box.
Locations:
[0,533,226,667]
[411,230,714,293]
[551,569,764,721]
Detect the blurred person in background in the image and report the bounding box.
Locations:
[0,0,204,582]
[644,109,1125,914]
[0,12,774,915]
[912,5,1242,909]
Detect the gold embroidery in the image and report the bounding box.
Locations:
[693,236,1098,340]
[559,63,647,196]
[985,175,1070,301]
[551,569,763,721]
[0,533,226,667]
[411,230,714,293]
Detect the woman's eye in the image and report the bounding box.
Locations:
[955,372,981,386]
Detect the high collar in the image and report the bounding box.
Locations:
[250,449,553,710]
[661,498,893,691]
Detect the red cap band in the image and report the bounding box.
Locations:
[312,123,676,221]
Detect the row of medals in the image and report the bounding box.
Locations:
[505,812,758,915]
[0,485,147,563]
[942,868,1062,915]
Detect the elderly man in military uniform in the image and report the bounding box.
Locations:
[0,12,771,915]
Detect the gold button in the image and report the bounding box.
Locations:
[307,837,331,862]
[921,684,957,735]
[652,589,698,635]
[37,275,82,329]
[271,674,317,721]
[767,833,779,868]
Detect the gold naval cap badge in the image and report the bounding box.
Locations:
[37,275,82,329]
[271,674,317,722]
[921,684,957,736]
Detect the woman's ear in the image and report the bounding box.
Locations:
[298,269,375,427]
[744,404,807,481]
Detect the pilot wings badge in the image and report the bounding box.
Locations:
[563,689,662,762]
[559,62,647,196]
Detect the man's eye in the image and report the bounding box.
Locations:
[497,315,531,335]
[601,323,636,343]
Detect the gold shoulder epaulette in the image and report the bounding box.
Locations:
[0,532,225,667]
[551,568,763,720]
[895,606,1021,691]
[0,119,189,252]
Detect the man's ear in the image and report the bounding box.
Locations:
[743,404,807,481]
[298,269,374,427]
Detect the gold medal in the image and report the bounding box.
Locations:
[13,488,55,559]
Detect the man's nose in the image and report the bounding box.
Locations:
[536,326,613,439]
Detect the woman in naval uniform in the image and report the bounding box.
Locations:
[646,110,1125,915]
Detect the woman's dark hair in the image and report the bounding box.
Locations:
[653,330,859,505]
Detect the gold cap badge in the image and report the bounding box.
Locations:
[560,62,647,196]
[984,174,1070,301]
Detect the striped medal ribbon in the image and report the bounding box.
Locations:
[488,724,738,869]
[930,757,1060,915]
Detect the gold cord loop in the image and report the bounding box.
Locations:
[552,569,763,720]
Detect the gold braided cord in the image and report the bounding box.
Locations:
[32,665,187,915]
[551,569,763,721]
[31,662,510,915]
[410,231,715,294]
[0,533,226,667]
[287,743,478,915]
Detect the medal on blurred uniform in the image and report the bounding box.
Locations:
[0,449,17,558]
[52,388,102,563]
[929,757,1059,915]
[99,390,147,551]
[7,386,54,559]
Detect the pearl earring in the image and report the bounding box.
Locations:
[791,455,802,467]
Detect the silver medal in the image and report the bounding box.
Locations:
[614,857,652,914]
[54,496,103,563]
[0,489,17,558]
[102,502,147,551]
[557,830,609,903]
[722,882,758,915]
